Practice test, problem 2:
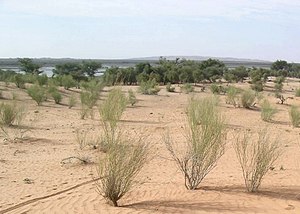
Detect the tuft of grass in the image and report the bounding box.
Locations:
[240,89,256,109]
[225,86,240,107]
[52,91,62,104]
[139,79,160,95]
[68,95,77,109]
[234,129,281,192]
[180,83,194,94]
[14,74,26,89]
[164,96,226,190]
[27,84,47,106]
[166,83,175,92]
[289,105,300,127]
[0,102,25,126]
[127,89,137,106]
[260,99,277,122]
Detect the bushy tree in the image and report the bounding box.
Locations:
[18,58,42,75]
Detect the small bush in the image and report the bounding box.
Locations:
[225,86,240,107]
[27,84,47,105]
[14,74,26,89]
[36,74,48,86]
[234,130,281,192]
[127,89,137,106]
[166,83,175,92]
[68,95,76,109]
[0,102,24,126]
[261,99,277,122]
[139,79,160,95]
[241,90,256,109]
[96,136,148,207]
[61,75,76,90]
[289,105,300,127]
[295,88,300,97]
[164,96,226,190]
[180,83,194,94]
[80,91,98,119]
[52,91,62,104]
[210,84,221,94]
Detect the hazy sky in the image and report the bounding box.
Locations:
[1,0,300,62]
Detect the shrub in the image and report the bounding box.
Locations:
[241,90,256,109]
[36,74,48,86]
[81,79,104,94]
[127,89,137,106]
[52,91,62,104]
[295,88,300,97]
[251,81,264,92]
[289,105,300,127]
[261,99,277,122]
[225,86,240,107]
[274,76,285,93]
[234,130,281,192]
[96,136,148,207]
[27,84,47,105]
[14,74,26,89]
[80,91,98,119]
[210,83,221,94]
[166,83,175,92]
[139,79,160,95]
[99,88,127,142]
[164,96,226,190]
[61,75,76,89]
[68,95,76,109]
[0,102,24,126]
[180,83,194,94]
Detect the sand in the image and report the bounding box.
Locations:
[0,79,300,214]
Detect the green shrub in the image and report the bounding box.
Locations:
[166,83,175,92]
[36,74,48,86]
[81,79,104,94]
[251,81,263,92]
[0,102,24,126]
[234,129,281,192]
[52,91,62,104]
[164,96,226,190]
[289,105,300,127]
[180,83,194,94]
[80,91,98,119]
[295,88,300,97]
[14,74,26,89]
[127,89,137,106]
[68,95,76,109]
[241,90,256,109]
[139,79,160,95]
[261,99,277,122]
[225,86,240,107]
[210,83,220,94]
[61,75,76,89]
[27,84,47,105]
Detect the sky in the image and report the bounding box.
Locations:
[0,0,300,62]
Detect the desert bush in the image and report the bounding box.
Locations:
[225,86,240,107]
[180,83,194,94]
[127,89,137,106]
[261,99,277,122]
[61,75,77,89]
[139,79,160,95]
[27,84,47,105]
[36,74,48,86]
[166,83,175,92]
[96,136,148,206]
[81,79,104,94]
[164,96,226,190]
[99,88,127,142]
[210,83,226,94]
[234,130,281,192]
[274,76,285,93]
[14,74,26,89]
[11,92,18,100]
[295,88,300,97]
[80,91,98,119]
[0,102,25,126]
[289,105,300,127]
[241,90,256,109]
[68,95,76,109]
[52,91,62,104]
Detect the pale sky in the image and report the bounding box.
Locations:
[0,0,300,62]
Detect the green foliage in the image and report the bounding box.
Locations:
[210,84,225,94]
[139,79,160,95]
[0,102,24,126]
[61,75,77,89]
[165,96,226,190]
[274,76,285,93]
[68,95,76,109]
[36,74,48,86]
[225,86,240,107]
[52,91,62,104]
[27,84,47,105]
[234,130,281,192]
[14,74,26,89]
[289,105,300,127]
[18,58,42,74]
[127,89,137,106]
[81,60,102,77]
[166,83,175,92]
[80,91,98,109]
[261,99,277,122]
[180,83,194,94]
[241,90,256,109]
[224,66,248,83]
[295,88,300,97]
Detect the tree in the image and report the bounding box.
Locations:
[53,63,86,84]
[81,61,102,77]
[18,58,42,75]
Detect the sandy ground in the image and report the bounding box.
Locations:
[0,79,300,214]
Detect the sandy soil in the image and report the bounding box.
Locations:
[0,79,300,214]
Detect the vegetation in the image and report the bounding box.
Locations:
[18,58,42,75]
[166,83,175,92]
[289,105,300,127]
[27,84,47,105]
[127,89,137,106]
[139,79,160,95]
[164,97,226,190]
[295,88,300,97]
[14,74,26,89]
[68,95,77,109]
[241,90,256,109]
[0,102,24,126]
[234,130,281,192]
[225,86,240,107]
[261,99,277,122]
[180,83,194,94]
